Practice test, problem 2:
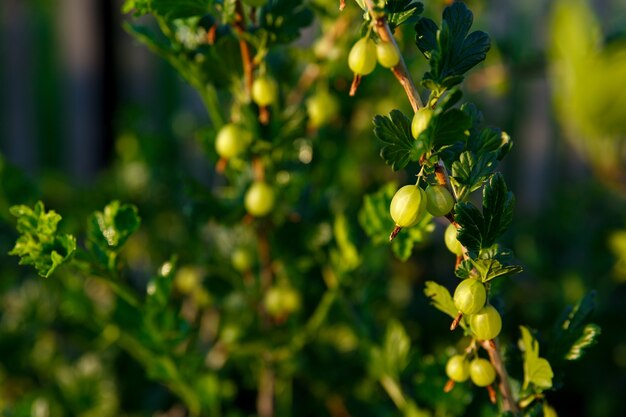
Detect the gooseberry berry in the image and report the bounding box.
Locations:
[446,355,470,382]
[426,185,455,217]
[376,41,400,68]
[306,91,339,127]
[411,108,433,139]
[453,278,487,315]
[245,181,275,217]
[215,123,252,159]
[470,305,502,341]
[348,38,377,75]
[252,77,278,107]
[444,223,464,255]
[264,286,301,318]
[390,185,427,228]
[469,358,496,387]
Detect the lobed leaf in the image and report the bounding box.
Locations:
[8,202,76,278]
[423,281,467,330]
[373,110,423,171]
[519,326,554,391]
[415,2,490,91]
[385,0,424,31]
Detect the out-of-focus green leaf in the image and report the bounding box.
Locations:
[548,291,601,363]
[333,213,361,273]
[415,2,490,91]
[383,320,411,376]
[519,326,554,391]
[359,183,434,261]
[152,0,213,19]
[423,281,466,330]
[8,202,76,278]
[373,110,423,171]
[259,0,314,45]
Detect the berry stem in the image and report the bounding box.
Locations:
[389,225,402,241]
[234,0,254,99]
[479,339,520,415]
[363,0,423,112]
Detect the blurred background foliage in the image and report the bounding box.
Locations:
[0,0,626,416]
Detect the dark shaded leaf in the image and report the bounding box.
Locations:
[385,0,424,31]
[373,110,423,171]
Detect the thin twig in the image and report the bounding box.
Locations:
[234,0,254,98]
[480,339,520,414]
[363,0,423,112]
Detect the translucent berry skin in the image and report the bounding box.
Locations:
[444,223,464,255]
[348,38,377,75]
[376,42,400,68]
[469,358,496,387]
[446,355,470,382]
[390,185,427,228]
[453,278,487,315]
[245,182,275,217]
[252,77,278,107]
[470,305,503,341]
[215,123,252,159]
[425,185,455,217]
[306,91,339,127]
[411,108,433,139]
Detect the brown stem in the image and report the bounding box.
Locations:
[364,0,423,112]
[389,225,402,241]
[234,0,254,98]
[349,74,362,96]
[257,360,274,417]
[480,339,520,414]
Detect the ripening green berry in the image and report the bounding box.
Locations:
[444,223,464,255]
[446,355,470,382]
[215,123,252,159]
[376,41,400,68]
[425,185,455,217]
[470,305,502,341]
[390,185,427,228]
[306,91,339,127]
[453,278,487,315]
[264,286,301,318]
[411,108,433,139]
[348,38,377,75]
[252,77,278,107]
[245,181,275,217]
[469,358,496,387]
[231,248,253,272]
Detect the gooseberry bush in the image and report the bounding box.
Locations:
[4,1,602,416]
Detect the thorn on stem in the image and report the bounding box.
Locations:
[207,24,217,45]
[349,74,362,96]
[450,312,462,331]
[444,379,455,393]
[389,225,402,241]
[487,385,497,404]
[339,0,346,11]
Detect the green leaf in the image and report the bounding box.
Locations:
[427,108,471,150]
[385,0,424,31]
[383,320,411,376]
[151,0,212,19]
[423,281,467,330]
[87,201,141,270]
[259,0,314,46]
[373,110,423,171]
[455,173,514,254]
[358,183,434,261]
[451,151,497,201]
[8,202,76,278]
[564,323,601,361]
[519,326,554,391]
[415,2,490,91]
[548,291,601,363]
[333,213,361,273]
[469,257,523,282]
